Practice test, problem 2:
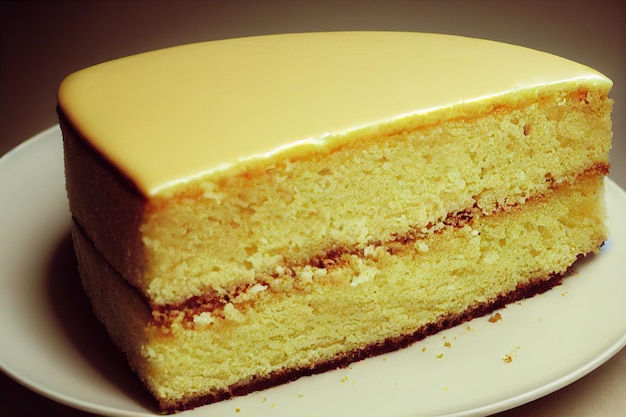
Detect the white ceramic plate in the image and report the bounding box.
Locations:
[1,126,626,417]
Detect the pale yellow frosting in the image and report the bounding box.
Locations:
[58,32,611,196]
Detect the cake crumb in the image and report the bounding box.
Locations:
[422,347,427,352]
[192,311,215,326]
[561,291,569,296]
[223,302,244,322]
[444,341,451,348]
[340,375,349,383]
[363,244,380,258]
[235,407,241,413]
[488,312,502,323]
[502,346,521,363]
[436,353,444,359]
[417,241,429,252]
[298,394,304,398]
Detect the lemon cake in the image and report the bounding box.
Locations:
[58,32,613,412]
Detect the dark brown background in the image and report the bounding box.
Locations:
[1,1,624,416]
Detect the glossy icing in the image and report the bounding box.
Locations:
[58,32,611,196]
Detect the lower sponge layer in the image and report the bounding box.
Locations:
[72,173,606,412]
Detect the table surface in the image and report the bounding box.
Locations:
[1,1,624,416]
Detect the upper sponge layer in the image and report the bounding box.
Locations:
[57,32,611,196]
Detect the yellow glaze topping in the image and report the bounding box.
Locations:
[58,32,611,196]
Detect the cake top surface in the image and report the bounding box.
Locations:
[58,31,611,196]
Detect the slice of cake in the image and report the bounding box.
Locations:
[58,32,613,412]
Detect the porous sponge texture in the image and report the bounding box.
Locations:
[75,172,606,411]
[141,88,611,305]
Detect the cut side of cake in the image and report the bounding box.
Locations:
[58,32,613,413]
